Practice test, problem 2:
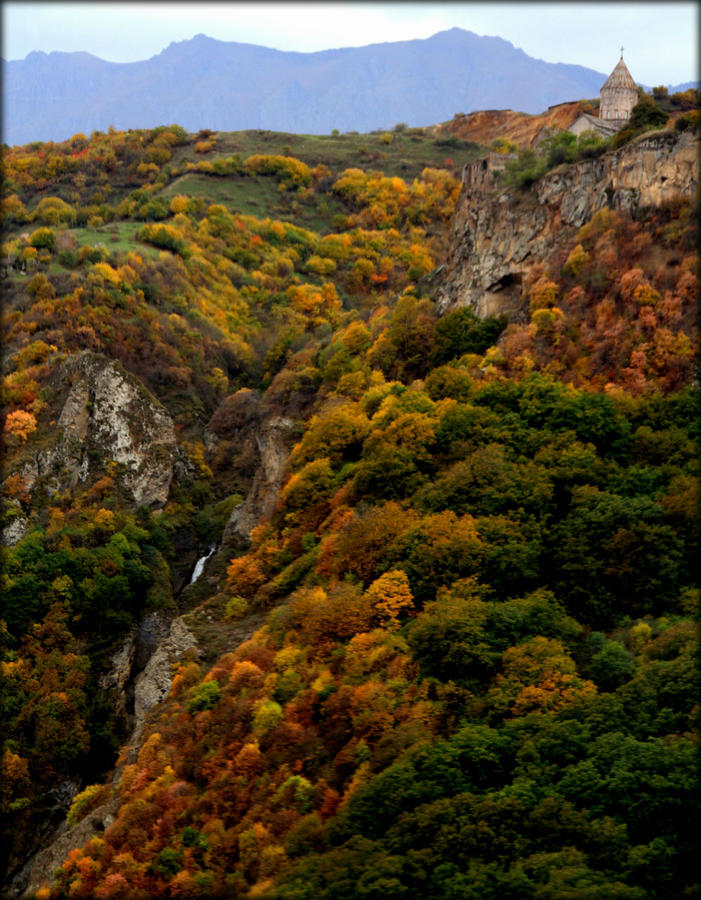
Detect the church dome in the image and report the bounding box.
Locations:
[601,56,638,92]
[599,54,638,124]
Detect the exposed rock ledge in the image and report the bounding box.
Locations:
[223,415,298,544]
[437,129,699,320]
[132,615,200,731]
[96,610,200,737]
[8,352,183,532]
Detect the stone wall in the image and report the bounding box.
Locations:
[600,85,638,123]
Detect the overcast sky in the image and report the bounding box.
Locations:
[3,2,698,85]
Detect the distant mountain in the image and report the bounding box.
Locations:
[661,80,698,93]
[1,28,691,146]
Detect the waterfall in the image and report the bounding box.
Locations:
[189,546,215,584]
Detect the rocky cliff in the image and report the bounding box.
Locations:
[201,387,298,548]
[222,414,298,544]
[2,352,187,546]
[98,611,201,741]
[437,129,699,320]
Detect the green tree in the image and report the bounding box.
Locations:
[431,308,507,365]
[628,93,669,130]
[28,227,56,252]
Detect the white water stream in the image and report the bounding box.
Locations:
[189,546,215,584]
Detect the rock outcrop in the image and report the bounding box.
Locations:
[1,515,30,548]
[437,129,699,320]
[8,352,183,531]
[132,616,199,734]
[97,629,138,730]
[98,610,201,746]
[223,415,298,544]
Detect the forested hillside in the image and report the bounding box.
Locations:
[1,117,699,899]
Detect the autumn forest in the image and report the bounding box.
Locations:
[1,108,699,899]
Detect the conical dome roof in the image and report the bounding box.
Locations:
[601,56,637,92]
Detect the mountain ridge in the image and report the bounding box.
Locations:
[4,28,616,144]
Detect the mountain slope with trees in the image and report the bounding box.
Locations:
[0,109,699,899]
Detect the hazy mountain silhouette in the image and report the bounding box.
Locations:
[2,28,689,145]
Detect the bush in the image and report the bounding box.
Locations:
[500,149,547,190]
[431,308,507,365]
[224,595,248,620]
[134,198,169,221]
[499,129,611,190]
[544,130,578,167]
[66,783,108,825]
[674,111,701,132]
[33,196,75,226]
[29,227,56,252]
[575,130,610,158]
[610,126,636,150]
[58,248,80,268]
[245,154,312,187]
[136,223,187,255]
[188,680,221,713]
[669,88,701,109]
[158,847,183,879]
[629,93,669,131]
[491,137,518,154]
[212,155,243,176]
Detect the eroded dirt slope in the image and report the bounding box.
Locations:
[436,101,593,148]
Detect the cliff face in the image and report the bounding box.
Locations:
[222,415,298,544]
[437,129,699,321]
[202,387,298,549]
[3,352,186,547]
[51,352,182,507]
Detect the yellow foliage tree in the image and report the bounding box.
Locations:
[94,508,116,533]
[286,282,341,323]
[169,194,190,214]
[365,569,414,628]
[290,404,370,467]
[487,636,597,717]
[3,409,37,442]
[281,458,335,510]
[564,243,590,278]
[529,276,559,313]
[227,555,267,599]
[288,583,374,647]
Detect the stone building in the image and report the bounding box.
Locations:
[461,151,516,190]
[569,53,639,137]
[599,54,639,124]
[568,111,619,138]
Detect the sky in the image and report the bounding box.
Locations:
[2,2,698,86]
